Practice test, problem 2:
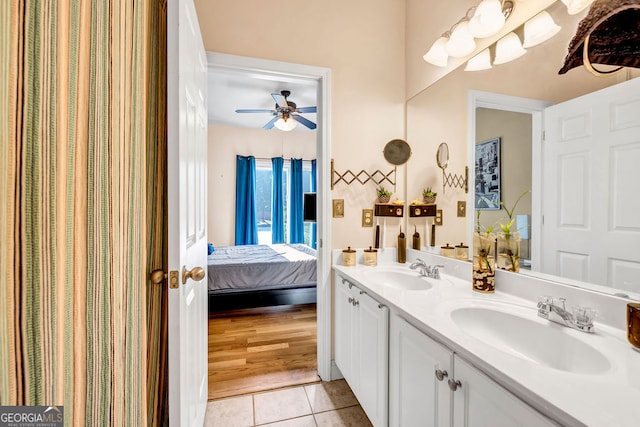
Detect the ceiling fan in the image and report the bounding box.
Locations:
[235,90,317,130]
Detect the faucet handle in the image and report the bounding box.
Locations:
[432,265,444,279]
[573,306,596,326]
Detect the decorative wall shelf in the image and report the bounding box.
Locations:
[374,203,404,217]
[442,166,469,194]
[331,159,396,191]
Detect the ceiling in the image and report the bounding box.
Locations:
[207,67,318,132]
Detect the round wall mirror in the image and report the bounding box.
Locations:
[383,139,412,165]
[436,142,449,170]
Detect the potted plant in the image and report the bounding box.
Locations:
[422,187,437,204]
[497,190,530,272]
[376,185,392,203]
[473,208,496,293]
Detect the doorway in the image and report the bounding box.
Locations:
[205,52,332,398]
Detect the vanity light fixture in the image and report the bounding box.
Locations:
[522,11,562,48]
[464,48,493,71]
[561,0,595,15]
[423,36,449,67]
[445,19,477,58]
[493,32,527,64]
[423,0,514,66]
[468,0,512,38]
[274,116,297,131]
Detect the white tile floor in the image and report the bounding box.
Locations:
[204,379,373,427]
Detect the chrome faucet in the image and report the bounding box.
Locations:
[409,258,444,279]
[537,296,595,333]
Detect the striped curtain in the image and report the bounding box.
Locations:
[0,1,168,425]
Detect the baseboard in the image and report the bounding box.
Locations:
[330,360,344,381]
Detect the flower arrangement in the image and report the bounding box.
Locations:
[376,185,392,203]
[422,187,437,203]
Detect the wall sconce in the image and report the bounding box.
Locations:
[468,0,508,38]
[446,20,477,58]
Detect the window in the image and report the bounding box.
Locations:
[255,159,314,246]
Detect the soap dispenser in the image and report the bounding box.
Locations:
[397,226,406,263]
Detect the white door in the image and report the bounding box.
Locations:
[542,78,640,291]
[167,0,208,425]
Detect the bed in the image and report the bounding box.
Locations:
[207,243,317,311]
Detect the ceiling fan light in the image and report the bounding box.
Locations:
[468,0,506,38]
[493,32,527,65]
[274,117,297,131]
[445,20,476,58]
[465,48,492,71]
[523,11,561,48]
[560,0,595,15]
[423,36,449,67]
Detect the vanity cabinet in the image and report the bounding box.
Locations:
[389,313,452,427]
[390,315,555,427]
[335,274,389,427]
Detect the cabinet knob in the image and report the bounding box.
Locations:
[353,299,359,307]
[348,297,354,304]
[435,369,448,381]
[448,378,462,392]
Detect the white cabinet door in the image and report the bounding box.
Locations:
[357,291,389,427]
[334,275,358,388]
[452,357,555,427]
[390,315,452,427]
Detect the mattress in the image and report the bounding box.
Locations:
[207,244,317,293]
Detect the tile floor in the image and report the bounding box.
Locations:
[204,379,373,427]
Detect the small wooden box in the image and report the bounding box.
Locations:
[409,204,437,217]
[374,203,404,217]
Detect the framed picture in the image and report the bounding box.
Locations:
[475,137,501,210]
[332,199,344,218]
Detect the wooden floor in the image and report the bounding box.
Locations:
[208,304,320,400]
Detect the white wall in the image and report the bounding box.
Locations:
[195,0,406,250]
[207,125,316,246]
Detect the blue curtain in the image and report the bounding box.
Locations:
[271,157,285,243]
[235,155,258,245]
[311,159,317,249]
[289,158,304,243]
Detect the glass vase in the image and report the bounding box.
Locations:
[472,232,496,293]
[496,231,521,272]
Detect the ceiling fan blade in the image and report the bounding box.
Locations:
[296,106,317,113]
[263,116,279,130]
[235,109,275,113]
[291,114,317,130]
[271,93,289,109]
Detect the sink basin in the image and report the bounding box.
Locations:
[451,306,610,374]
[359,269,432,291]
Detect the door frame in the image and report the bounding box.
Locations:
[467,90,551,270]
[206,52,332,380]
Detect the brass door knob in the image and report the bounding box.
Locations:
[150,269,167,284]
[182,266,205,284]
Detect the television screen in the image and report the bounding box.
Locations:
[303,193,317,222]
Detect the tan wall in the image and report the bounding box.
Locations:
[475,108,531,233]
[196,0,407,250]
[406,2,640,247]
[207,125,316,246]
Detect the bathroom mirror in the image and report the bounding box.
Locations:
[436,142,449,170]
[405,2,640,300]
[383,139,412,166]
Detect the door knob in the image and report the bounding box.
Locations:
[182,266,205,284]
[150,269,179,289]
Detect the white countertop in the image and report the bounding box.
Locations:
[333,256,640,427]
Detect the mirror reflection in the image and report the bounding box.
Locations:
[406,2,640,300]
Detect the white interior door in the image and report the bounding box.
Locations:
[167,0,208,425]
[542,77,640,292]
